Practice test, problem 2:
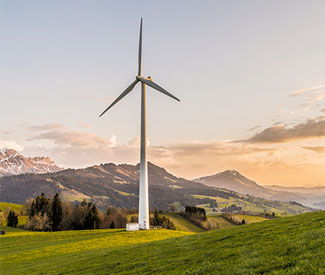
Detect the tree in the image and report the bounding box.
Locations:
[51,193,63,231]
[110,221,115,229]
[185,206,206,220]
[130,216,138,223]
[84,205,100,229]
[29,200,36,218]
[35,193,50,216]
[70,204,88,230]
[106,206,118,216]
[153,210,160,226]
[7,210,18,228]
[26,213,51,231]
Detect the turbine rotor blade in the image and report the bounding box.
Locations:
[138,18,143,76]
[139,78,180,102]
[99,79,139,117]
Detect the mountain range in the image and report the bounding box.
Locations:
[195,171,324,209]
[0,149,321,211]
[0,148,62,177]
[194,170,306,202]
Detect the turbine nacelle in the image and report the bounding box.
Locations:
[136,76,152,81]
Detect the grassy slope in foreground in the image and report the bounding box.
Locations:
[1,211,324,274]
[0,229,191,274]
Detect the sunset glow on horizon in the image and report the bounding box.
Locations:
[1,0,324,187]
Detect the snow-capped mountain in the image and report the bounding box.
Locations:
[0,148,62,177]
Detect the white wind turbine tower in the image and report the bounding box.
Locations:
[99,18,180,230]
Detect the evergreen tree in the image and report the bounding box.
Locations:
[30,200,36,218]
[40,193,50,216]
[110,221,115,229]
[51,193,63,231]
[80,199,87,206]
[153,210,160,226]
[35,195,41,213]
[35,193,50,216]
[7,210,18,228]
[84,205,100,229]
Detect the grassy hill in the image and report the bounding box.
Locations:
[0,202,23,212]
[1,211,324,274]
[193,194,311,216]
[0,202,27,227]
[162,213,204,232]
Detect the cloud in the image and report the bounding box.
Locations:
[0,140,24,151]
[8,122,325,186]
[147,141,275,171]
[31,131,117,149]
[307,92,325,104]
[29,123,68,132]
[302,146,325,153]
[241,117,325,143]
[289,85,324,96]
[247,125,261,132]
[26,123,276,176]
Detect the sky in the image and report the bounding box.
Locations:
[0,0,324,186]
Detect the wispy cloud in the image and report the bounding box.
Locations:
[30,131,117,148]
[302,146,325,153]
[247,125,262,132]
[289,85,324,97]
[29,123,68,132]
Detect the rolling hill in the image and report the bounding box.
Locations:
[0,211,324,274]
[0,162,313,215]
[266,184,325,210]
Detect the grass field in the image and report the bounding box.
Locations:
[0,228,191,274]
[202,215,235,230]
[0,202,23,212]
[192,194,311,216]
[0,211,324,274]
[232,214,268,224]
[0,202,26,228]
[162,213,204,233]
[126,212,204,232]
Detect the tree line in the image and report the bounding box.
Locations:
[23,193,177,231]
[24,193,135,231]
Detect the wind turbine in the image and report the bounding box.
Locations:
[99,18,180,230]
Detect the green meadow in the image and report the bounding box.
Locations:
[0,202,24,212]
[192,194,310,216]
[162,212,205,232]
[0,211,324,274]
[0,202,27,227]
